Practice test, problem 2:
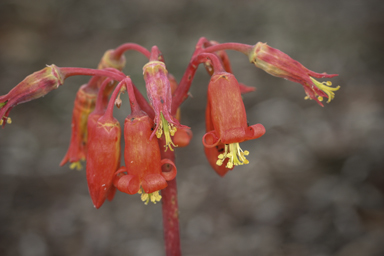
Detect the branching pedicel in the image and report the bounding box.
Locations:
[0,37,339,256]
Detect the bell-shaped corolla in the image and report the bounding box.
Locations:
[85,80,124,209]
[114,111,177,205]
[0,65,64,126]
[203,72,265,173]
[249,42,339,106]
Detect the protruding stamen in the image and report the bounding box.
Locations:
[158,112,178,152]
[310,77,340,103]
[69,161,83,171]
[138,187,162,205]
[216,143,250,168]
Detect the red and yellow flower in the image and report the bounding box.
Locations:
[203,72,265,176]
[249,42,339,106]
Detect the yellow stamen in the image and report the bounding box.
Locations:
[138,187,162,205]
[216,143,250,168]
[310,77,340,103]
[158,112,178,152]
[69,161,83,171]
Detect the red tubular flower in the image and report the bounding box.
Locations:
[249,42,339,106]
[203,72,265,173]
[60,48,126,169]
[204,101,232,177]
[0,64,64,126]
[60,80,98,170]
[85,79,125,209]
[114,111,177,205]
[143,57,188,151]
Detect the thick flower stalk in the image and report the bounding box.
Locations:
[203,71,265,174]
[0,64,64,126]
[85,79,126,209]
[249,42,339,106]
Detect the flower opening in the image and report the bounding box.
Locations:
[309,77,340,103]
[216,143,250,169]
[157,112,178,151]
[138,187,162,205]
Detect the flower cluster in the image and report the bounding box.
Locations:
[0,38,339,208]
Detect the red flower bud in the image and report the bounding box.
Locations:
[249,42,339,106]
[203,72,265,173]
[85,80,124,209]
[115,111,177,204]
[0,65,64,126]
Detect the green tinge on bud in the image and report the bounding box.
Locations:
[97,50,126,70]
[249,42,290,78]
[0,64,64,126]
[248,42,339,106]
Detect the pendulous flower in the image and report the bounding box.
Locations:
[203,72,265,174]
[143,60,188,151]
[114,111,177,205]
[60,81,98,170]
[249,42,339,106]
[85,79,125,209]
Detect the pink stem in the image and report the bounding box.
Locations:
[60,67,126,81]
[111,43,151,60]
[203,42,253,56]
[171,53,224,115]
[60,67,154,117]
[149,45,162,61]
[160,140,181,256]
[94,78,113,113]
[124,77,141,113]
[101,80,126,121]
[133,84,155,119]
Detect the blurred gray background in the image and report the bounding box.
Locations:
[0,0,383,255]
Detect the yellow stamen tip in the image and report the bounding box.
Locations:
[159,112,178,152]
[139,187,162,205]
[226,162,234,169]
[310,77,340,103]
[216,159,224,166]
[318,96,323,102]
[215,143,250,169]
[69,161,83,171]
